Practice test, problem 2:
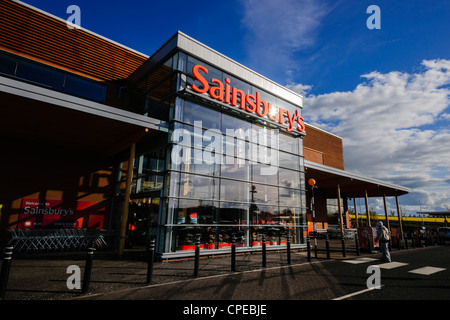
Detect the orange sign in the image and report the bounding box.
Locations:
[191,64,306,134]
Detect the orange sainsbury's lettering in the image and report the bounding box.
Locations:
[191,65,209,94]
[190,64,305,133]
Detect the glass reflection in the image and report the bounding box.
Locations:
[179,173,219,200]
[220,179,250,203]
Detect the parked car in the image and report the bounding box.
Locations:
[438,227,450,239]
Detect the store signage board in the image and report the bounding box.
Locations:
[190,64,306,134]
[18,198,104,229]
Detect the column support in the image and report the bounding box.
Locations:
[396,195,404,240]
[337,184,344,235]
[353,197,359,229]
[364,190,371,227]
[383,194,391,231]
[118,142,136,257]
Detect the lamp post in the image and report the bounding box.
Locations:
[308,179,318,257]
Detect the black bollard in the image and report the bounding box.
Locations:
[286,233,291,265]
[146,239,155,285]
[0,246,14,300]
[355,234,360,256]
[82,247,95,294]
[341,236,346,258]
[307,235,311,262]
[231,235,236,272]
[404,233,408,249]
[262,235,266,268]
[325,234,330,259]
[193,237,200,278]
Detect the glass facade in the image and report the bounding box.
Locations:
[125,50,307,255]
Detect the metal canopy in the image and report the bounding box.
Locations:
[304,160,410,198]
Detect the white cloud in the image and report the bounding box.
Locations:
[290,59,450,214]
[240,0,329,81]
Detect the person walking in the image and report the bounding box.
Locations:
[376,221,391,262]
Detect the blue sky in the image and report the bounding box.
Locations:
[21,0,450,216]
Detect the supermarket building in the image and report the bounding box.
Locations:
[0,0,409,258]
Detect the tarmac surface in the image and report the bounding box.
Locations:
[1,238,361,301]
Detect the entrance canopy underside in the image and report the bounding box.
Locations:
[304,160,410,198]
[0,76,168,159]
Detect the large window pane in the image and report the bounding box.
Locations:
[252,205,278,225]
[184,101,221,130]
[220,179,250,203]
[221,159,251,181]
[279,188,301,207]
[251,183,278,205]
[219,202,248,225]
[222,113,252,136]
[279,151,300,171]
[278,168,301,189]
[252,161,278,185]
[176,199,218,224]
[279,133,299,154]
[179,173,219,200]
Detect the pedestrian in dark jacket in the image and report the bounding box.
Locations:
[376,221,391,262]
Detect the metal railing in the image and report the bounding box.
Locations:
[6,229,109,253]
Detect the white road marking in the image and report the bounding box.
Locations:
[333,286,383,300]
[342,257,378,264]
[377,261,409,269]
[408,266,446,275]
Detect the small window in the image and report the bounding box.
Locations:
[16,60,65,90]
[0,53,17,76]
[64,75,106,102]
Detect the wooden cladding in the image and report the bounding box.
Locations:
[304,124,344,170]
[0,0,147,81]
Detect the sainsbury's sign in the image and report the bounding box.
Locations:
[190,65,305,134]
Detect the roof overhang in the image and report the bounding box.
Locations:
[0,75,168,159]
[304,160,410,198]
[417,212,450,217]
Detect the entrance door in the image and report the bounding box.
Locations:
[128,194,160,248]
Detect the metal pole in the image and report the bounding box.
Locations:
[262,234,266,268]
[146,239,155,285]
[193,237,200,278]
[82,247,95,294]
[355,234,360,256]
[286,233,291,265]
[325,234,330,259]
[0,246,13,300]
[341,235,346,257]
[311,185,318,259]
[307,235,311,262]
[231,235,236,272]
